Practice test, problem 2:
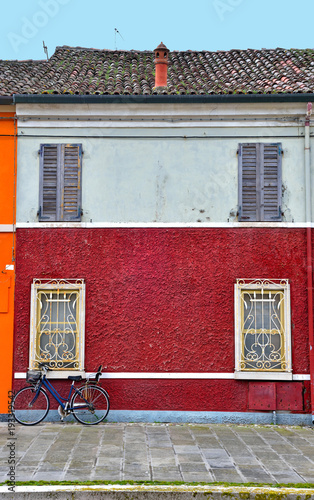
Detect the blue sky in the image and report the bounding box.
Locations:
[1,0,314,61]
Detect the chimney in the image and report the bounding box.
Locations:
[154,42,169,88]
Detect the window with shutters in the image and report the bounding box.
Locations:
[39,144,82,222]
[29,279,85,371]
[238,143,282,222]
[234,279,292,380]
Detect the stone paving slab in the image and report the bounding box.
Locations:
[0,422,314,485]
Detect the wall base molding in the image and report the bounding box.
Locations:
[1,410,312,425]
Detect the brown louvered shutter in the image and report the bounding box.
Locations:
[39,144,82,222]
[238,143,282,222]
[263,144,282,221]
[39,144,60,221]
[61,144,82,221]
[238,143,258,221]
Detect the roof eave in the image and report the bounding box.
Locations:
[0,96,14,104]
[12,93,314,104]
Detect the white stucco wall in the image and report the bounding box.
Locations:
[15,102,311,224]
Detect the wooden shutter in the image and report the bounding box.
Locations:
[61,144,82,221]
[263,144,282,221]
[238,143,282,222]
[39,144,60,221]
[39,144,82,222]
[238,143,258,221]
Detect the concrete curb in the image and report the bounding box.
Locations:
[0,484,314,499]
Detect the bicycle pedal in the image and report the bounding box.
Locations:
[58,405,67,420]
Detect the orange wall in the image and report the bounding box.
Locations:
[0,111,16,413]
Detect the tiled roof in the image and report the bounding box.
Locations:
[1,45,314,96]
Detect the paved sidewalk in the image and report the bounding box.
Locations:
[0,423,314,484]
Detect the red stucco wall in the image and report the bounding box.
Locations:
[14,227,311,412]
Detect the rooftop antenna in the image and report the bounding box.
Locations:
[114,28,124,50]
[43,40,49,60]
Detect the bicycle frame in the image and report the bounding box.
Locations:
[13,364,109,426]
[32,375,91,411]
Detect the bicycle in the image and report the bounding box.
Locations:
[12,364,110,426]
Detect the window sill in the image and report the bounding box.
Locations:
[234,371,293,381]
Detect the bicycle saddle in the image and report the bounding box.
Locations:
[68,375,82,381]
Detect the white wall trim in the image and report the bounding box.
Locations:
[95,372,235,380]
[15,222,314,232]
[16,101,309,122]
[0,224,15,232]
[234,372,293,381]
[18,119,301,129]
[292,374,311,381]
[14,372,311,380]
[16,221,312,229]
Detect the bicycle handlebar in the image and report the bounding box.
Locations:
[95,365,103,382]
[37,363,51,374]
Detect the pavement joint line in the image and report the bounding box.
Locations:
[60,426,84,480]
[188,424,214,480]
[90,427,105,481]
[230,424,276,483]
[271,427,303,455]
[210,424,245,483]
[15,427,45,479]
[166,423,183,481]
[196,427,221,478]
[121,419,126,481]
[254,426,304,482]
[280,427,314,468]
[30,431,60,479]
[144,424,153,480]
[1,484,314,494]
[252,427,284,476]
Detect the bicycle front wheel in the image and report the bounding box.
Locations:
[71,385,109,425]
[12,386,50,425]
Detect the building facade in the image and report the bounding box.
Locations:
[1,46,314,423]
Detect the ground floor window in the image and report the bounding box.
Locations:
[234,279,291,379]
[29,279,85,370]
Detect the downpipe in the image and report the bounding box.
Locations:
[304,102,314,424]
[307,225,314,425]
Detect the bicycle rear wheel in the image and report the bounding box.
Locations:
[12,386,50,425]
[71,385,109,425]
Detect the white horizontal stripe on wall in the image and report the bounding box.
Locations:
[16,222,313,229]
[14,372,311,380]
[0,224,15,232]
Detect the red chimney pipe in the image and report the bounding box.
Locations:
[154,42,169,88]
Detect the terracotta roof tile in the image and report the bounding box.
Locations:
[1,46,314,96]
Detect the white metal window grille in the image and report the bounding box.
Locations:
[29,279,85,370]
[234,279,291,375]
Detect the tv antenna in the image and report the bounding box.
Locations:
[43,40,49,60]
[114,28,124,50]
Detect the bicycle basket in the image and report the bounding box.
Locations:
[26,370,41,383]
